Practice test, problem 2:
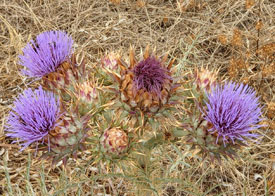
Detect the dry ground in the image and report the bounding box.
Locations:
[0,0,274,195]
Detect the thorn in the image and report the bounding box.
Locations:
[129,46,136,69]
[161,53,168,65]
[144,45,150,59]
[167,58,175,70]
[117,59,127,71]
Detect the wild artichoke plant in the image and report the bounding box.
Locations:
[5,29,265,168]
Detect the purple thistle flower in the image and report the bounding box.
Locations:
[5,86,60,151]
[133,56,171,95]
[19,30,73,77]
[204,82,263,145]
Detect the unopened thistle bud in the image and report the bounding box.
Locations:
[77,81,99,115]
[194,66,218,92]
[46,112,90,163]
[78,81,98,102]
[102,52,119,70]
[100,128,129,157]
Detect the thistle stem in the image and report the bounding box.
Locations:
[100,161,118,195]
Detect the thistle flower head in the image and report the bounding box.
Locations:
[204,82,263,145]
[133,56,170,95]
[5,86,60,151]
[111,47,175,115]
[19,30,73,77]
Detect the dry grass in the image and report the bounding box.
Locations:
[0,0,274,195]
